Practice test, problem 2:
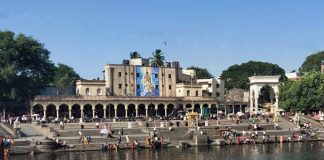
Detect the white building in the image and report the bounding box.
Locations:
[196,77,225,102]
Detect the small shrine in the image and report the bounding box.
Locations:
[187,112,199,127]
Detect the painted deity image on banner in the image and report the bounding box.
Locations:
[136,67,159,96]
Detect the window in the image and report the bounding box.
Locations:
[208,84,212,87]
[118,72,122,77]
[125,72,128,75]
[85,88,90,95]
[137,84,140,89]
[162,73,164,76]
[187,90,190,96]
[131,72,133,75]
[195,90,199,96]
[155,85,159,89]
[125,84,128,87]
[169,85,171,90]
[168,74,171,78]
[97,88,101,96]
[216,92,220,97]
[136,73,139,77]
[216,84,220,88]
[118,84,122,89]
[162,85,164,88]
[155,74,158,78]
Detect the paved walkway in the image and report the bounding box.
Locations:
[278,117,296,129]
[20,123,44,137]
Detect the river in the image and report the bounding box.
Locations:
[10,142,324,160]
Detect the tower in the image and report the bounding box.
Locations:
[321,60,324,74]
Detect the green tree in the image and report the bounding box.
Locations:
[221,61,285,90]
[149,49,165,67]
[299,51,324,74]
[187,66,214,79]
[51,63,81,95]
[0,31,54,104]
[129,51,142,59]
[279,71,324,112]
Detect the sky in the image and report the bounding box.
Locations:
[1,0,324,79]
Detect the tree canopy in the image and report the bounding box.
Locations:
[299,51,324,74]
[129,51,141,59]
[279,71,324,112]
[0,31,54,103]
[221,61,285,90]
[50,63,81,95]
[186,66,214,79]
[150,49,165,67]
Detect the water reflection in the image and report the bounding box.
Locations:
[9,142,324,160]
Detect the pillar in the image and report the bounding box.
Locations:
[232,103,235,114]
[103,106,107,118]
[254,96,258,113]
[81,105,84,120]
[125,107,128,118]
[43,108,47,119]
[56,107,59,119]
[164,107,167,117]
[69,107,72,118]
[92,108,95,118]
[240,103,242,113]
[145,106,148,117]
[224,103,227,115]
[155,106,158,117]
[135,105,138,117]
[114,106,117,117]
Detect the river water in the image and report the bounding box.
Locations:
[10,142,324,160]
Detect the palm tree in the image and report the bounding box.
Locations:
[150,49,165,67]
[130,51,142,59]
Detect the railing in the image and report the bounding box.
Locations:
[34,95,218,102]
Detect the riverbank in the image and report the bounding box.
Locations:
[7,117,324,155]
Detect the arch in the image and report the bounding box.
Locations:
[187,90,190,96]
[178,104,184,111]
[249,75,280,114]
[185,103,192,109]
[83,104,93,118]
[167,103,175,117]
[210,104,217,114]
[138,104,146,117]
[95,104,104,118]
[157,104,165,117]
[127,104,136,118]
[72,104,81,118]
[33,104,44,117]
[258,85,276,105]
[59,104,69,118]
[107,104,115,119]
[194,104,200,113]
[46,104,57,118]
[201,104,210,117]
[148,104,156,117]
[117,104,126,117]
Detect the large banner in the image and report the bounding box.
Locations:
[136,67,159,96]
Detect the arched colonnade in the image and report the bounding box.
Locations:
[31,102,219,119]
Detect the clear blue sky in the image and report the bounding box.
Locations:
[1,1,324,79]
